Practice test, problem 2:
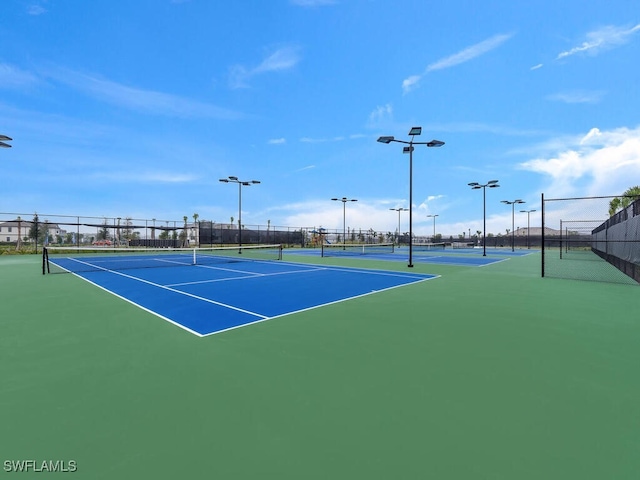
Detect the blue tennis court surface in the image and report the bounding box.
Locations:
[286,247,536,266]
[53,258,437,336]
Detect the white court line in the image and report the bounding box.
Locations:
[477,257,510,267]
[166,261,429,288]
[52,257,439,337]
[166,266,327,287]
[58,257,268,319]
[276,260,433,281]
[51,264,205,337]
[200,274,441,337]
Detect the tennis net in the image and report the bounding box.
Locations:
[321,243,394,257]
[412,242,446,252]
[43,244,283,274]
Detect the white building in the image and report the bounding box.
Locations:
[0,219,66,244]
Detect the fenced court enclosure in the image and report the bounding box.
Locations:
[542,195,640,285]
[2,203,640,479]
[40,243,436,336]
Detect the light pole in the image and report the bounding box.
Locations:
[219,176,260,251]
[0,135,12,148]
[378,127,445,267]
[520,209,537,249]
[389,207,408,245]
[501,199,525,252]
[426,214,439,242]
[332,197,357,248]
[468,180,500,256]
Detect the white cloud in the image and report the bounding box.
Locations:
[367,103,393,126]
[530,63,543,70]
[299,136,345,143]
[403,33,513,93]
[229,46,301,89]
[78,170,198,184]
[556,23,640,60]
[290,0,337,6]
[0,63,40,89]
[268,138,286,145]
[547,90,605,104]
[401,76,421,94]
[519,126,640,198]
[44,67,243,119]
[27,4,47,15]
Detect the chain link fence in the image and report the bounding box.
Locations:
[541,195,640,285]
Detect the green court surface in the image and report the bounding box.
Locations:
[1,252,639,479]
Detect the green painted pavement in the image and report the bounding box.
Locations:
[1,253,639,479]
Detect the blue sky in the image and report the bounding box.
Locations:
[1,0,639,237]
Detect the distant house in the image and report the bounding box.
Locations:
[0,219,66,243]
[515,226,562,236]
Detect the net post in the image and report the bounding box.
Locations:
[42,247,49,275]
[541,193,545,278]
[559,219,563,260]
[193,248,197,265]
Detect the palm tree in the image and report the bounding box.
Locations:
[192,213,199,246]
[609,186,640,216]
[16,216,22,250]
[182,216,188,246]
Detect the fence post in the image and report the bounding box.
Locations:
[541,193,545,278]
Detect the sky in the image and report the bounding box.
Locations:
[1,0,639,238]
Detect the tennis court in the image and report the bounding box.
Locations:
[2,249,640,479]
[290,242,533,266]
[42,245,438,336]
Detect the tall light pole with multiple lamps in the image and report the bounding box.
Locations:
[332,197,357,249]
[219,176,260,251]
[389,207,408,245]
[468,180,500,256]
[501,199,525,252]
[378,127,444,267]
[520,208,537,249]
[426,214,439,242]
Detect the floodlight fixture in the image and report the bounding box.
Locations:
[219,176,261,250]
[520,209,537,249]
[469,180,501,256]
[0,134,12,148]
[377,127,445,267]
[390,207,409,245]
[426,214,439,240]
[502,199,526,251]
[332,197,358,249]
